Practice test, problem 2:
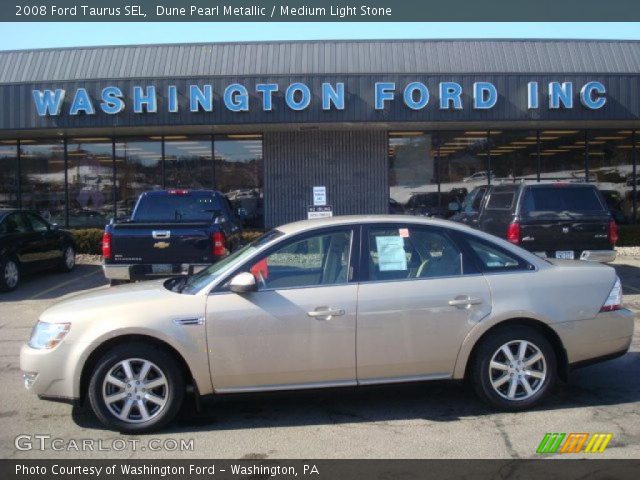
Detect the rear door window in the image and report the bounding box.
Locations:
[486,191,515,210]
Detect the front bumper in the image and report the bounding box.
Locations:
[20,342,76,400]
[103,263,210,281]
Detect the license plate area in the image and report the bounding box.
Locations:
[555,250,575,260]
[151,264,173,274]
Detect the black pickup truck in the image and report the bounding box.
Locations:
[476,183,617,263]
[102,189,243,284]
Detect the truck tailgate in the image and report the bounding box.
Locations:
[520,215,611,254]
[110,223,212,264]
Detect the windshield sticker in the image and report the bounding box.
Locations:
[375,236,407,272]
[399,228,409,238]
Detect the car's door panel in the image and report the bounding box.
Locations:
[356,224,492,382]
[357,276,491,381]
[207,285,357,391]
[205,227,358,392]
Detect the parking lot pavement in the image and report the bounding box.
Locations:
[0,260,639,459]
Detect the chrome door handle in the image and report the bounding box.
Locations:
[307,307,345,320]
[448,296,483,308]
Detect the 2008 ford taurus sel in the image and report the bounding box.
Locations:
[21,216,634,432]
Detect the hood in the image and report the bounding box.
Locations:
[40,279,178,323]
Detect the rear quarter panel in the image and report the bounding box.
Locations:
[452,261,618,378]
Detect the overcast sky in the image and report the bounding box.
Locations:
[1,22,639,50]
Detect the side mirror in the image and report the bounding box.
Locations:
[50,223,59,230]
[448,201,461,212]
[229,272,257,294]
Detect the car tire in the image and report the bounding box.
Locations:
[471,326,557,411]
[0,256,20,292]
[88,342,185,433]
[58,245,76,272]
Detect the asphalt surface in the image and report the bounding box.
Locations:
[0,258,639,459]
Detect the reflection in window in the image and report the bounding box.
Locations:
[20,140,65,224]
[214,135,263,229]
[588,130,634,224]
[388,132,435,215]
[67,138,114,228]
[115,138,163,219]
[538,130,586,182]
[0,141,18,208]
[488,130,538,182]
[164,136,214,190]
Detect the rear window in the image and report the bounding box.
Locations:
[522,187,605,216]
[486,192,515,210]
[132,193,223,222]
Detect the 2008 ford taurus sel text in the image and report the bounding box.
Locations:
[20,216,634,432]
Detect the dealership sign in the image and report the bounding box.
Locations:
[32,80,607,117]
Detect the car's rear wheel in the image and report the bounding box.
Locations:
[88,343,185,433]
[471,326,557,410]
[0,256,20,292]
[59,245,76,272]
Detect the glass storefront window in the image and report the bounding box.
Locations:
[388,132,436,215]
[488,130,538,182]
[66,138,114,228]
[164,136,214,190]
[437,131,489,215]
[115,138,163,219]
[214,135,264,229]
[20,140,66,224]
[0,141,18,208]
[588,130,635,224]
[538,130,586,183]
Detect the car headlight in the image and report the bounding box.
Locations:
[28,321,71,349]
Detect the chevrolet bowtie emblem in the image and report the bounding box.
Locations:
[153,241,170,249]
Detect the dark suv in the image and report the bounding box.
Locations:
[477,183,617,263]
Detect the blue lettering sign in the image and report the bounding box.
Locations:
[473,82,497,109]
[256,83,278,111]
[439,82,462,110]
[580,81,606,110]
[32,89,66,116]
[167,85,178,113]
[549,82,573,109]
[375,82,395,110]
[403,82,429,110]
[100,86,124,115]
[189,85,213,112]
[69,88,95,115]
[224,83,249,112]
[322,83,345,110]
[133,86,157,113]
[286,83,311,111]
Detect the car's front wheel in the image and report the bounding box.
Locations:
[88,343,185,433]
[471,326,557,410]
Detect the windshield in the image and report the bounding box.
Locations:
[180,229,285,294]
[132,193,223,222]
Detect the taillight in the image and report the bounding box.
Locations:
[506,222,521,245]
[608,219,619,246]
[601,277,622,312]
[212,231,227,257]
[101,232,112,259]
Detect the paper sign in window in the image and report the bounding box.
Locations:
[375,236,407,272]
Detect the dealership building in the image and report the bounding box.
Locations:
[0,39,639,229]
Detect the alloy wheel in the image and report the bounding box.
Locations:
[4,261,19,289]
[102,358,169,423]
[488,340,546,401]
[65,247,75,270]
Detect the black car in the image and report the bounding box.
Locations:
[103,189,243,284]
[0,210,76,291]
[476,183,617,262]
